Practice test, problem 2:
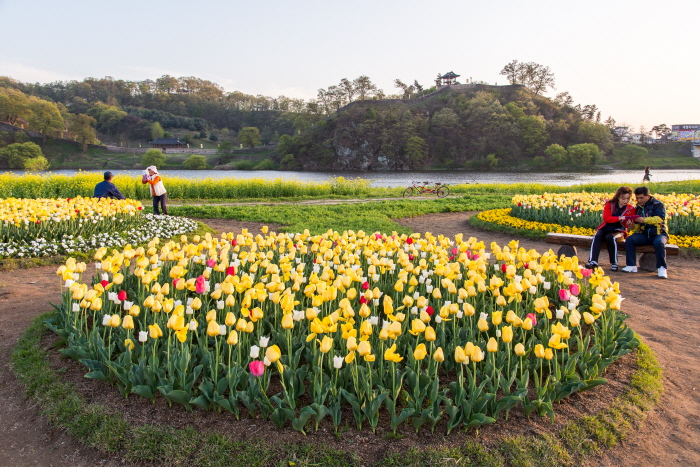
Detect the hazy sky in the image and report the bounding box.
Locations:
[1,0,697,130]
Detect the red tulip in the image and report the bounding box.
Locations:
[408,255,415,260]
[569,283,580,296]
[406,238,413,245]
[451,248,458,256]
[249,360,265,377]
[101,280,109,288]
[361,281,369,290]
[173,278,181,288]
[501,264,507,273]
[359,296,368,304]
[426,306,434,316]
[226,266,235,276]
[118,290,127,301]
[195,275,206,294]
[466,251,472,260]
[526,313,537,326]
[137,206,143,210]
[558,289,571,301]
[231,239,237,246]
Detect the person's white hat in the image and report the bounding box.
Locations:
[147,166,158,174]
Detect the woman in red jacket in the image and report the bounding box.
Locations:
[585,186,636,271]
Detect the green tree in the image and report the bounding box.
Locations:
[544,143,567,166]
[616,144,648,165]
[28,99,64,141]
[405,136,428,168]
[280,153,300,169]
[142,148,166,167]
[216,140,235,160]
[485,153,499,169]
[0,142,45,168]
[69,114,98,151]
[182,154,207,169]
[151,121,164,140]
[517,115,548,155]
[88,103,127,135]
[499,60,556,95]
[577,121,614,154]
[532,155,546,168]
[0,88,31,125]
[567,143,600,167]
[23,155,50,170]
[238,127,261,148]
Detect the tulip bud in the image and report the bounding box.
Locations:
[138,331,148,342]
[514,343,526,356]
[227,330,238,345]
[250,345,261,358]
[432,347,444,362]
[487,337,498,352]
[333,355,344,369]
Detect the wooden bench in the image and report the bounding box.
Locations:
[545,232,679,272]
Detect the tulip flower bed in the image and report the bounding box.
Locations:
[48,229,639,435]
[511,192,700,237]
[0,196,199,257]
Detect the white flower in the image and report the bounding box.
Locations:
[259,336,270,348]
[369,316,379,326]
[217,300,225,310]
[250,345,260,358]
[64,279,74,288]
[543,281,551,290]
[72,303,80,312]
[102,314,111,325]
[333,355,344,369]
[496,329,501,337]
[556,308,565,319]
[123,300,133,310]
[138,331,148,342]
[410,306,418,315]
[480,312,488,321]
[187,297,194,306]
[456,310,464,318]
[435,315,442,323]
[219,325,227,335]
[189,320,197,331]
[186,306,193,315]
[529,286,537,294]
[293,310,304,321]
[264,357,271,366]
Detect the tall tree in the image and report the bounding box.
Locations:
[151,121,165,140]
[0,88,31,125]
[28,98,64,141]
[68,114,98,150]
[238,127,261,148]
[499,60,556,95]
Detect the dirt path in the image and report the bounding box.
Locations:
[0,212,698,466]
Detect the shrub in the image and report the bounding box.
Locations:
[0,142,44,168]
[182,155,207,170]
[253,158,277,170]
[142,148,166,167]
[233,160,255,170]
[23,156,50,171]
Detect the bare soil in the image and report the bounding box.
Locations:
[0,212,698,466]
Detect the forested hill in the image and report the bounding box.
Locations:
[276,84,615,171]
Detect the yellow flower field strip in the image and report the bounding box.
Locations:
[0,196,142,224]
[479,208,700,249]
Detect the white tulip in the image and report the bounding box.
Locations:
[250,345,260,358]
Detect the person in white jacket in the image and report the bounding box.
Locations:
[141,166,168,215]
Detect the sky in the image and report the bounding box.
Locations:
[1,0,698,131]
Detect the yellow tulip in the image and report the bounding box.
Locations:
[534,344,545,358]
[409,318,426,335]
[191,297,202,310]
[384,344,404,362]
[454,346,468,363]
[487,337,498,352]
[265,345,282,363]
[207,320,220,337]
[471,347,484,362]
[109,314,121,327]
[514,343,526,356]
[225,312,236,326]
[281,313,294,329]
[357,340,372,356]
[227,330,238,345]
[129,305,140,317]
[346,335,358,352]
[206,310,217,322]
[319,336,333,353]
[424,325,436,341]
[583,312,596,324]
[413,343,427,360]
[544,348,554,360]
[148,323,163,339]
[122,315,134,330]
[492,311,503,326]
[502,325,513,343]
[477,318,489,332]
[548,334,568,349]
[124,338,135,351]
[522,317,533,331]
[433,347,445,362]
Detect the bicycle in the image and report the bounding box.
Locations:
[402,181,450,198]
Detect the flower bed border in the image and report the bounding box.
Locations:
[11,311,662,467]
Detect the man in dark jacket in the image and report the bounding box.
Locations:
[622,186,668,278]
[93,171,126,200]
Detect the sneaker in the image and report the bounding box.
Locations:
[610,264,619,272]
[585,261,599,270]
[658,267,668,279]
[621,266,638,273]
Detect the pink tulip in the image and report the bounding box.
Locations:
[466,251,472,260]
[580,268,592,278]
[226,266,236,276]
[206,258,216,268]
[569,283,581,296]
[117,290,127,301]
[172,278,181,288]
[558,289,571,302]
[195,275,206,294]
[472,254,479,260]
[526,313,537,326]
[249,360,265,377]
[451,248,459,256]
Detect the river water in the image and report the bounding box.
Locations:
[4,169,700,188]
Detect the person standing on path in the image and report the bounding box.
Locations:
[93,171,126,200]
[642,166,651,183]
[622,186,669,278]
[585,186,636,271]
[142,166,168,215]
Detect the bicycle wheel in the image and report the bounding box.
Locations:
[403,187,414,198]
[436,186,449,198]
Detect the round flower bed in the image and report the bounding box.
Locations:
[48,228,638,435]
[0,197,198,257]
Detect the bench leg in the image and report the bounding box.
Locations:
[638,253,657,272]
[557,245,577,258]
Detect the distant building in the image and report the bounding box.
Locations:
[149,138,183,152]
[614,127,631,142]
[671,124,700,140]
[438,71,460,87]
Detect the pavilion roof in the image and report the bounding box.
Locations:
[440,71,460,79]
